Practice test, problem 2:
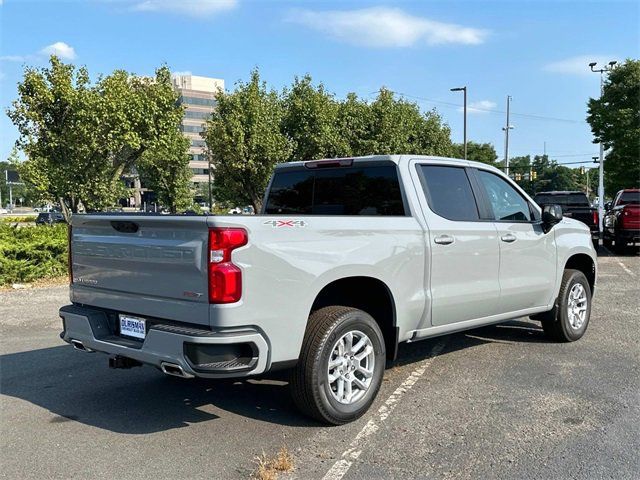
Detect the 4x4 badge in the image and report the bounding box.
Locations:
[263,220,307,228]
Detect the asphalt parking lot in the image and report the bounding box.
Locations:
[1,248,638,480]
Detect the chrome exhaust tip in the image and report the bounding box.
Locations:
[70,339,94,352]
[160,362,193,378]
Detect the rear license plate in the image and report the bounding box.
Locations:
[119,314,146,340]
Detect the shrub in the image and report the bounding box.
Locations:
[0,223,68,285]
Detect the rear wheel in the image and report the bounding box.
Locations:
[290,306,385,425]
[541,269,591,342]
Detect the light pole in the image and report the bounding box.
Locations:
[450,86,467,159]
[589,60,617,240]
[502,95,514,176]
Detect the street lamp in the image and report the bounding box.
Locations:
[589,60,617,240]
[502,95,514,176]
[450,86,467,159]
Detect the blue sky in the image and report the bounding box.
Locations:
[1,0,638,167]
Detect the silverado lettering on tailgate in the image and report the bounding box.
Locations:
[74,243,196,262]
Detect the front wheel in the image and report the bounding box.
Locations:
[290,306,385,425]
[613,234,627,254]
[541,269,592,342]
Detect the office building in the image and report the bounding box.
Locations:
[172,74,225,184]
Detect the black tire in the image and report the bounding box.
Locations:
[541,269,592,342]
[289,306,386,425]
[613,233,627,254]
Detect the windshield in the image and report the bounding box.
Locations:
[534,193,589,206]
[619,191,640,205]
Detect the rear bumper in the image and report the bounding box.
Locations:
[59,305,270,378]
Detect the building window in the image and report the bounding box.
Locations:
[184,110,212,120]
[180,124,204,133]
[178,96,216,107]
[191,168,210,175]
[190,139,206,148]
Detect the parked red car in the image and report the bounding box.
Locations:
[603,189,640,253]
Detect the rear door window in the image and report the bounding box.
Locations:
[265,165,405,216]
[418,165,480,221]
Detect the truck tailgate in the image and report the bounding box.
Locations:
[70,215,211,325]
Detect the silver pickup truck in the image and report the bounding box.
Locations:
[60,155,597,424]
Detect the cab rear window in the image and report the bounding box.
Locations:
[265,165,406,216]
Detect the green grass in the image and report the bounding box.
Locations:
[0,223,68,285]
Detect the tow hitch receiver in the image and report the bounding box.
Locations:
[109,355,143,370]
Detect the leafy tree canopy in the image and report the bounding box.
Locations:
[587,59,640,195]
[204,69,292,212]
[205,70,453,209]
[7,57,188,212]
[452,141,498,166]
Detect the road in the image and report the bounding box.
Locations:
[1,249,638,479]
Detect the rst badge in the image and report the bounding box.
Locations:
[263,220,307,228]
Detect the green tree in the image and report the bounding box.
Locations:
[137,128,192,213]
[282,75,348,161]
[364,88,452,156]
[337,92,373,156]
[7,57,188,212]
[204,73,454,209]
[203,69,292,212]
[505,154,581,195]
[587,59,640,195]
[452,141,498,165]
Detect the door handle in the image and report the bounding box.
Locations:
[500,234,517,243]
[434,235,454,245]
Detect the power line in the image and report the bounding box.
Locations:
[369,90,587,125]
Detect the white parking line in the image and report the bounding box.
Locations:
[321,339,447,480]
[617,260,635,277]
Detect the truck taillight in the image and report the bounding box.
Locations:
[593,210,598,225]
[67,224,73,284]
[208,228,248,304]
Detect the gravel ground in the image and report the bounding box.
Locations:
[1,248,638,479]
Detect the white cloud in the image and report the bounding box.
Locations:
[460,100,497,114]
[132,0,237,17]
[40,42,77,60]
[0,55,25,62]
[285,7,488,48]
[1,41,77,63]
[544,55,618,76]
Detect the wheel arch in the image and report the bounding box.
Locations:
[310,276,399,362]
[564,253,596,295]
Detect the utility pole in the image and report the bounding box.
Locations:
[450,86,467,159]
[502,95,514,176]
[589,60,617,240]
[586,168,590,198]
[207,153,213,213]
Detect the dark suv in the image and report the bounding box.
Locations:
[35,212,66,225]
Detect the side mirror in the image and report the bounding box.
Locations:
[542,204,563,233]
[604,202,612,211]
